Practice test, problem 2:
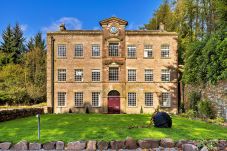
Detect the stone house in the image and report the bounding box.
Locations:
[46,17,178,114]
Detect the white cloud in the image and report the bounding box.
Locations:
[42,17,82,32]
[21,24,28,32]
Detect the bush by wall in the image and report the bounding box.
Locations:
[0,108,44,122]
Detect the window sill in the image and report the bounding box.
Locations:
[127,57,137,59]
[57,106,67,108]
[57,57,67,59]
[143,57,154,59]
[127,106,137,108]
[74,106,84,108]
[161,57,171,59]
[57,81,67,83]
[91,57,101,59]
[127,81,137,82]
[74,57,84,59]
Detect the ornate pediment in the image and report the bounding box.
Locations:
[99,17,128,26]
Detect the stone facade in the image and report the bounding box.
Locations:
[46,17,178,114]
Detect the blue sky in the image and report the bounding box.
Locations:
[0,0,162,41]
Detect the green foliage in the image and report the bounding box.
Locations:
[180,109,196,119]
[0,64,28,104]
[198,100,216,119]
[188,91,201,112]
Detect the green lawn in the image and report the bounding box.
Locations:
[0,114,226,143]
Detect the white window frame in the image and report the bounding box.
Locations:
[92,92,101,107]
[75,69,83,82]
[92,69,101,82]
[161,92,171,107]
[144,45,153,58]
[75,92,83,107]
[145,92,153,107]
[109,67,119,81]
[75,44,83,57]
[92,44,100,57]
[57,92,66,107]
[58,69,66,82]
[161,69,170,82]
[128,92,136,107]
[58,44,66,57]
[127,45,136,58]
[109,43,119,57]
[145,69,153,82]
[128,69,136,82]
[161,44,170,58]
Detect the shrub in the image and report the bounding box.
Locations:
[180,109,196,119]
[198,100,216,119]
[188,91,201,112]
[207,117,225,125]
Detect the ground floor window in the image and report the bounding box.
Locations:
[145,92,153,106]
[161,92,171,107]
[58,92,66,107]
[128,92,136,106]
[75,92,83,107]
[92,92,100,107]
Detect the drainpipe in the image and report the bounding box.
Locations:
[51,36,55,113]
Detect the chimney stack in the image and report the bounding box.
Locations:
[159,22,165,31]
[60,24,66,31]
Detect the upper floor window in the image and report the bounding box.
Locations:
[128,92,136,107]
[109,43,119,57]
[145,92,153,106]
[109,67,119,81]
[127,45,136,58]
[75,69,83,81]
[128,69,136,82]
[161,44,170,58]
[92,69,101,82]
[161,69,170,82]
[92,44,100,57]
[58,92,66,107]
[145,69,153,82]
[58,69,66,81]
[58,44,66,57]
[92,92,100,107]
[144,45,153,58]
[161,92,171,107]
[75,44,83,57]
[75,92,83,107]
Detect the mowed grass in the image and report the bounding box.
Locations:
[0,114,227,143]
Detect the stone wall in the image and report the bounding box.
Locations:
[0,138,226,151]
[0,108,44,122]
[184,80,227,119]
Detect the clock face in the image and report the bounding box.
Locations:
[110,26,118,34]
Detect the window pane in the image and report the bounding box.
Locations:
[145,92,153,106]
[92,92,100,107]
[58,69,66,81]
[92,44,100,57]
[144,45,152,58]
[75,44,83,56]
[109,43,119,56]
[145,69,153,81]
[161,44,170,58]
[161,92,171,107]
[58,92,66,106]
[128,69,136,81]
[58,45,66,57]
[92,69,100,81]
[75,69,83,81]
[161,69,170,82]
[109,67,119,81]
[127,45,136,58]
[75,92,83,107]
[128,92,136,106]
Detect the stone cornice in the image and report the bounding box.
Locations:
[126,30,178,36]
[47,30,102,36]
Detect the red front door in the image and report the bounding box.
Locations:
[108,97,120,114]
